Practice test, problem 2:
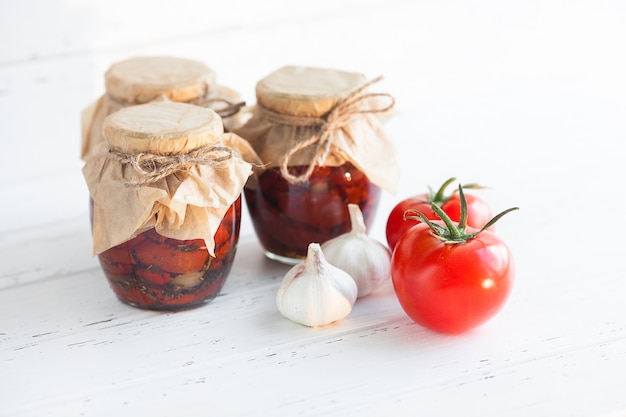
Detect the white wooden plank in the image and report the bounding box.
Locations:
[2,228,626,415]
[2,0,626,416]
[2,264,625,417]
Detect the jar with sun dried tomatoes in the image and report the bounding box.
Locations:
[82,100,255,310]
[235,66,398,264]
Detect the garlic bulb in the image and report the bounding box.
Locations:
[276,242,358,327]
[321,204,391,298]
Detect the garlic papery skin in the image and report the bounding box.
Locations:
[321,204,391,298]
[276,242,358,327]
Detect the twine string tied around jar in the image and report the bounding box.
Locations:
[109,146,234,187]
[191,97,246,119]
[260,76,395,184]
[106,93,246,120]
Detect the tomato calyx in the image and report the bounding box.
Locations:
[423,176,487,206]
[404,185,519,244]
[425,176,457,205]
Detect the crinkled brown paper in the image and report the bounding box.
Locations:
[83,133,256,257]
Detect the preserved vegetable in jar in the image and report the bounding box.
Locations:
[244,163,380,261]
[81,56,246,161]
[97,200,241,309]
[82,100,255,310]
[236,66,398,264]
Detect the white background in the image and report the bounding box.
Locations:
[1,1,626,416]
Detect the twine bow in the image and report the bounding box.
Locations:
[109,146,233,187]
[260,76,395,184]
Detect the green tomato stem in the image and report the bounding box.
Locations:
[457,186,469,231]
[477,207,519,233]
[404,183,519,244]
[430,177,457,204]
[429,202,463,240]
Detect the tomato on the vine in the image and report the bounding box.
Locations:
[391,186,517,334]
[385,177,493,250]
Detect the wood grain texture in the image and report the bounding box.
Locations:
[1,1,626,416]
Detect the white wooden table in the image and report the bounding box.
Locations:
[2,1,626,416]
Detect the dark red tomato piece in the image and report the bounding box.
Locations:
[244,163,380,259]
[391,221,514,334]
[133,238,210,275]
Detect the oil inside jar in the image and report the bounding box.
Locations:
[97,197,241,310]
[244,163,380,264]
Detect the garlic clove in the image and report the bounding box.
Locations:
[321,204,391,298]
[276,242,358,327]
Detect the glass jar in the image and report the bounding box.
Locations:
[81,56,245,161]
[244,163,380,262]
[83,100,254,310]
[236,66,398,264]
[97,198,241,310]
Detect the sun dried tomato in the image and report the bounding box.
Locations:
[98,197,241,310]
[244,163,380,262]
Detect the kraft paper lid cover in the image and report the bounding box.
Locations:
[105,56,217,104]
[83,100,254,256]
[255,65,367,117]
[102,98,223,154]
[81,56,248,161]
[235,66,399,194]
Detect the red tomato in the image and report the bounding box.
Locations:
[385,178,493,250]
[391,221,515,334]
